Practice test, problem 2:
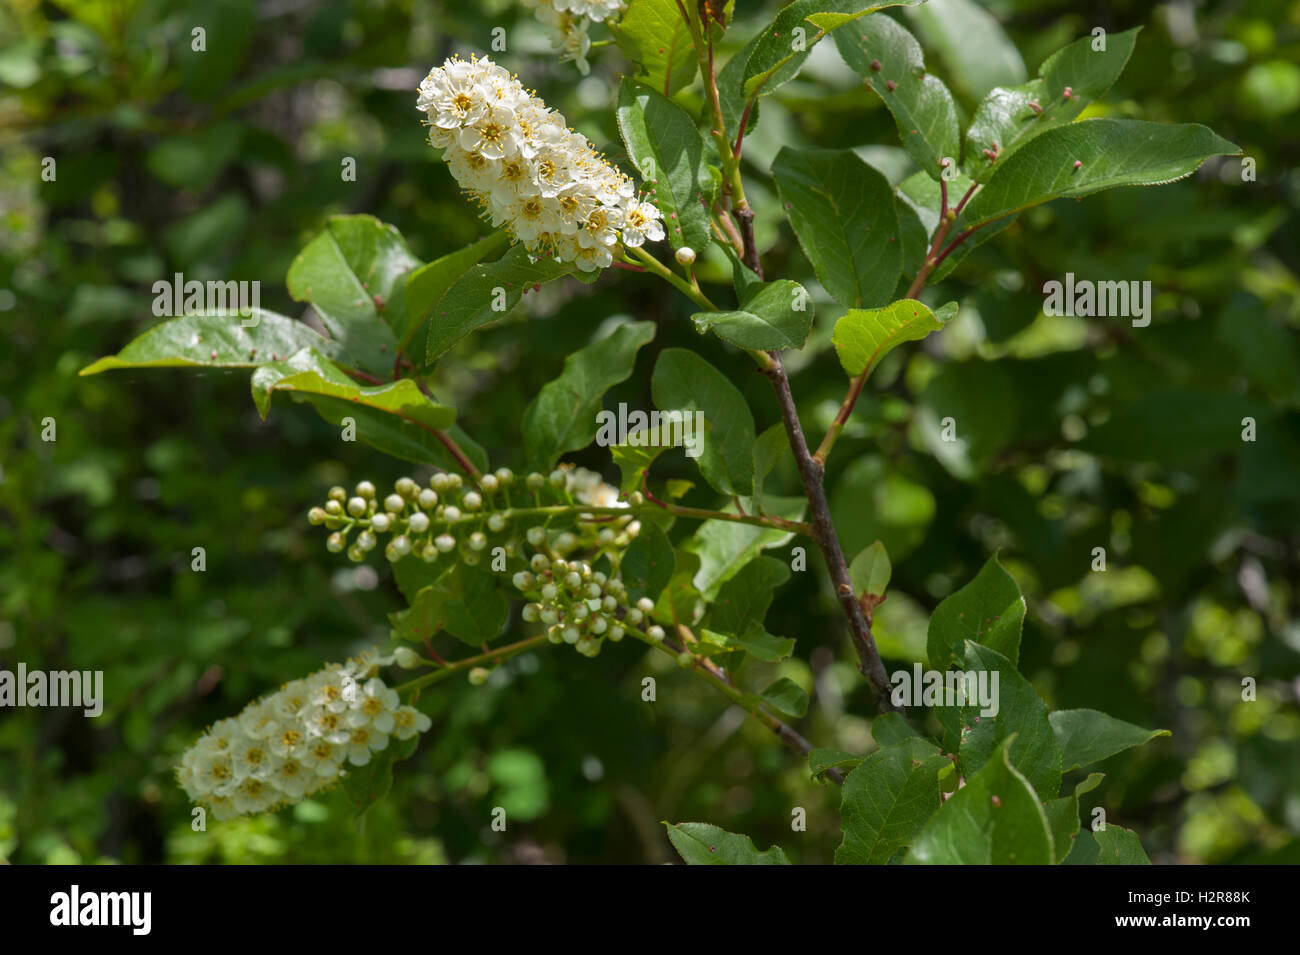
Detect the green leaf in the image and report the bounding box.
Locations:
[872,711,921,747]
[716,1,924,133]
[249,347,455,430]
[907,738,1053,864]
[664,822,790,865]
[402,231,510,351]
[341,734,421,819]
[849,540,891,599]
[79,310,344,376]
[286,215,415,374]
[684,495,804,599]
[834,14,961,179]
[926,554,1025,668]
[704,555,791,639]
[1043,773,1106,864]
[616,79,711,252]
[836,737,949,864]
[810,749,864,779]
[692,279,815,350]
[831,299,945,379]
[1092,825,1152,864]
[752,422,793,510]
[622,522,676,604]
[521,322,656,470]
[392,566,508,647]
[651,348,755,496]
[771,147,901,308]
[760,677,809,717]
[961,119,1241,230]
[905,0,1026,102]
[425,244,572,362]
[1049,709,1171,773]
[699,624,795,662]
[963,27,1141,181]
[610,416,681,495]
[946,642,1062,802]
[608,0,697,99]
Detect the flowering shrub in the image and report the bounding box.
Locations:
[80,2,1244,865]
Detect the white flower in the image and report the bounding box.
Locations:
[416,54,663,272]
[175,655,430,820]
[521,0,626,72]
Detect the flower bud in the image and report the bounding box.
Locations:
[540,607,558,625]
[564,571,583,591]
[394,646,420,669]
[356,481,376,500]
[636,597,655,614]
[462,491,482,511]
[530,553,551,573]
[328,486,347,503]
[555,531,577,553]
[357,531,377,552]
[562,627,580,644]
[548,469,566,488]
[370,513,391,533]
[308,507,328,525]
[395,477,418,498]
[446,474,463,491]
[407,511,430,533]
[676,651,694,667]
[589,616,607,635]
[526,472,545,492]
[326,532,345,553]
[675,246,696,266]
[347,497,367,517]
[513,571,535,591]
[384,493,405,514]
[478,474,499,494]
[522,603,540,622]
[391,535,412,557]
[431,473,451,492]
[468,667,490,686]
[647,625,666,642]
[325,500,344,516]
[442,505,462,523]
[418,488,438,509]
[435,533,456,553]
[468,532,487,551]
[422,544,438,562]
[494,468,514,486]
[598,528,616,545]
[625,608,644,626]
[541,582,559,601]
[487,513,507,533]
[607,624,624,642]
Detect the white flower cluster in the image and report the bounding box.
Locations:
[520,0,627,73]
[176,655,431,821]
[417,55,665,272]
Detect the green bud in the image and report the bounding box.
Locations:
[589,616,607,635]
[648,625,666,642]
[435,534,456,553]
[512,571,535,591]
[487,513,507,533]
[540,607,558,625]
[384,493,405,513]
[394,646,420,669]
[446,473,463,491]
[442,506,462,523]
[547,625,564,644]
[391,535,412,557]
[494,467,514,486]
[356,481,376,500]
[555,531,577,553]
[431,473,451,492]
[478,474,499,494]
[462,491,482,511]
[602,595,618,612]
[564,571,583,591]
[526,526,547,547]
[308,507,328,525]
[370,513,391,533]
[636,597,655,614]
[347,497,367,517]
[598,528,616,545]
[347,545,365,563]
[548,469,566,488]
[676,651,694,667]
[395,477,417,498]
[407,511,430,533]
[326,532,345,553]
[357,531,377,552]
[328,486,347,503]
[530,553,550,573]
[521,603,540,622]
[468,531,487,551]
[421,544,438,562]
[627,491,644,506]
[625,608,644,626]
[325,500,344,517]
[607,624,624,642]
[468,667,490,686]
[572,603,590,621]
[418,488,438,509]
[541,583,559,601]
[585,583,602,599]
[562,626,580,644]
[526,472,545,492]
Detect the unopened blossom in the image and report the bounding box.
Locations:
[176,652,429,821]
[417,55,663,271]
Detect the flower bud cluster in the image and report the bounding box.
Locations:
[309,467,640,564]
[416,55,664,271]
[514,554,663,658]
[175,653,431,821]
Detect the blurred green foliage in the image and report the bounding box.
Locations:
[2,0,1298,864]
